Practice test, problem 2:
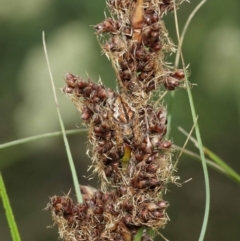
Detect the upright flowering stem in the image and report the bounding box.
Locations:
[47,1,186,240]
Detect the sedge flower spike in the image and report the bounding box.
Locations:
[47,1,186,240]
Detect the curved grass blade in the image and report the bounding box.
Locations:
[204,147,240,183]
[173,1,210,241]
[178,127,240,183]
[173,145,240,183]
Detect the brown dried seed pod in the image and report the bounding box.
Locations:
[173,69,185,79]
[156,108,167,125]
[94,18,116,33]
[94,125,102,135]
[124,80,139,92]
[81,106,93,121]
[148,178,162,188]
[150,210,164,219]
[62,86,74,94]
[131,178,148,189]
[160,140,172,149]
[139,72,150,80]
[92,96,100,103]
[54,203,63,213]
[81,86,91,97]
[93,205,104,214]
[97,88,107,99]
[100,121,110,131]
[77,79,87,89]
[150,31,159,39]
[164,76,180,91]
[144,14,152,25]
[151,12,159,23]
[146,163,158,173]
[146,81,156,92]
[156,200,169,209]
[143,62,154,72]
[119,59,129,70]
[150,42,162,52]
[121,70,132,80]
[135,150,144,162]
[150,124,164,133]
[65,72,77,88]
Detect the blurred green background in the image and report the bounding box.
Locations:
[1,0,240,240]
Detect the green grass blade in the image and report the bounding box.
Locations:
[174,1,210,241]
[42,32,83,203]
[204,147,240,183]
[183,58,210,241]
[0,173,22,241]
[174,0,207,69]
[185,66,210,241]
[0,129,87,150]
[174,145,240,183]
[179,126,240,183]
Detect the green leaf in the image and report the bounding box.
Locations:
[0,173,22,241]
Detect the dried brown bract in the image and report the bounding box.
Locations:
[48,1,186,241]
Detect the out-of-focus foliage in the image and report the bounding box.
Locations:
[0,1,240,241]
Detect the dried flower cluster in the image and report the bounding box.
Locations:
[48,0,185,240]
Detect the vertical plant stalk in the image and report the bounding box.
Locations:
[0,173,22,241]
[173,1,210,240]
[42,32,83,204]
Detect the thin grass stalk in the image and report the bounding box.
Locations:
[174,144,240,183]
[179,127,240,183]
[173,1,210,241]
[203,147,240,183]
[42,32,83,204]
[0,129,87,149]
[184,66,210,241]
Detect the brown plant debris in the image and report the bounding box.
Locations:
[48,0,186,240]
